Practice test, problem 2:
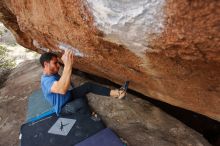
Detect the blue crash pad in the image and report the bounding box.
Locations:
[75,128,124,146]
[26,89,55,123]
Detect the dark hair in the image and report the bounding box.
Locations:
[39,52,57,68]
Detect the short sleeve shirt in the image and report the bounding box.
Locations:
[41,73,73,115]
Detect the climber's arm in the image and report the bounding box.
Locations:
[51,50,74,95]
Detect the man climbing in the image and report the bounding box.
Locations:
[40,50,127,116]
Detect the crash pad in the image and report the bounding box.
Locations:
[26,89,55,123]
[20,113,105,146]
[75,128,124,146]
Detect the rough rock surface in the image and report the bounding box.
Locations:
[87,93,210,146]
[0,60,211,146]
[0,0,219,121]
[0,60,41,146]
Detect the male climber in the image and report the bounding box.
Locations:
[40,50,127,115]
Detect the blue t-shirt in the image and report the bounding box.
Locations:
[41,73,72,115]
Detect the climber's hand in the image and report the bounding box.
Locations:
[61,49,75,68]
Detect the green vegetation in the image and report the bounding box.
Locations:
[0,30,3,36]
[0,45,15,69]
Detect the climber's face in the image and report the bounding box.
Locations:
[44,57,60,74]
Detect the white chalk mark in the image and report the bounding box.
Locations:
[86,0,166,58]
[58,42,84,57]
[33,40,49,52]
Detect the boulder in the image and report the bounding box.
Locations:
[0,0,219,121]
